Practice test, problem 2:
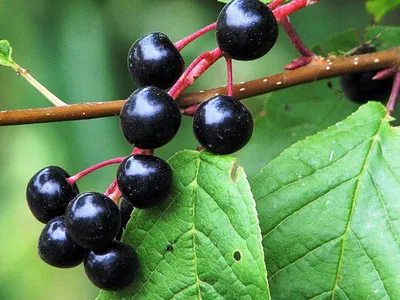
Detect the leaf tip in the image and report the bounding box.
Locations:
[0,39,15,67]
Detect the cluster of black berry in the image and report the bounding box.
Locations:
[27,167,138,291]
[26,0,279,292]
[123,0,278,154]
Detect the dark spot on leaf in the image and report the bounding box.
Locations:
[284,104,291,111]
[166,243,174,253]
[233,250,241,262]
[337,275,341,281]
[327,81,333,89]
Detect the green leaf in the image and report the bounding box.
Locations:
[0,40,15,67]
[312,29,361,56]
[365,26,400,50]
[252,102,400,299]
[237,80,358,179]
[366,0,400,22]
[99,150,269,299]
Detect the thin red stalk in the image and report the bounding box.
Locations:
[268,0,286,10]
[181,105,198,116]
[108,188,122,206]
[132,147,154,156]
[174,23,217,51]
[225,56,233,97]
[168,47,223,99]
[273,0,320,22]
[281,17,314,57]
[104,180,118,197]
[373,68,397,80]
[386,72,400,116]
[67,157,125,185]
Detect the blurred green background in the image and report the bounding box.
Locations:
[0,1,398,299]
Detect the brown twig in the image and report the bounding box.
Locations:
[1,47,399,126]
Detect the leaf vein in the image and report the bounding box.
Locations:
[349,229,390,299]
[268,235,343,280]
[330,118,385,299]
[262,175,358,240]
[257,136,372,202]
[368,170,400,244]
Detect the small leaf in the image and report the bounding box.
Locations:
[252,102,400,299]
[0,40,15,67]
[99,150,269,299]
[366,0,400,22]
[312,28,361,56]
[365,26,400,50]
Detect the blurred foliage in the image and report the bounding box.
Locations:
[0,1,399,299]
[366,0,400,22]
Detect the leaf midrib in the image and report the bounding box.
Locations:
[330,118,386,299]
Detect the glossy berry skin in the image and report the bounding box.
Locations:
[340,47,392,103]
[216,0,278,61]
[128,32,185,89]
[120,86,181,149]
[193,95,253,155]
[117,155,173,209]
[84,240,139,291]
[65,192,121,249]
[38,216,86,268]
[116,199,134,241]
[26,166,79,223]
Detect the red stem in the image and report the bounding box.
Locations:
[104,180,118,197]
[386,72,400,116]
[225,56,233,97]
[373,68,397,80]
[108,188,122,206]
[281,17,314,57]
[67,157,125,185]
[273,0,320,22]
[181,105,198,116]
[174,23,217,51]
[268,0,286,10]
[168,47,223,99]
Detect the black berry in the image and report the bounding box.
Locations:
[128,32,185,89]
[120,86,181,149]
[84,240,139,291]
[116,198,134,241]
[193,95,253,154]
[26,166,79,223]
[117,155,173,209]
[340,46,392,103]
[216,0,278,61]
[65,192,121,249]
[38,216,86,268]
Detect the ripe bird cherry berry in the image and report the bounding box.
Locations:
[38,216,86,268]
[116,198,134,241]
[128,32,185,89]
[193,95,253,154]
[26,166,79,223]
[216,0,278,61]
[340,46,393,103]
[117,155,173,209]
[84,240,139,291]
[65,192,121,249]
[120,86,181,149]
